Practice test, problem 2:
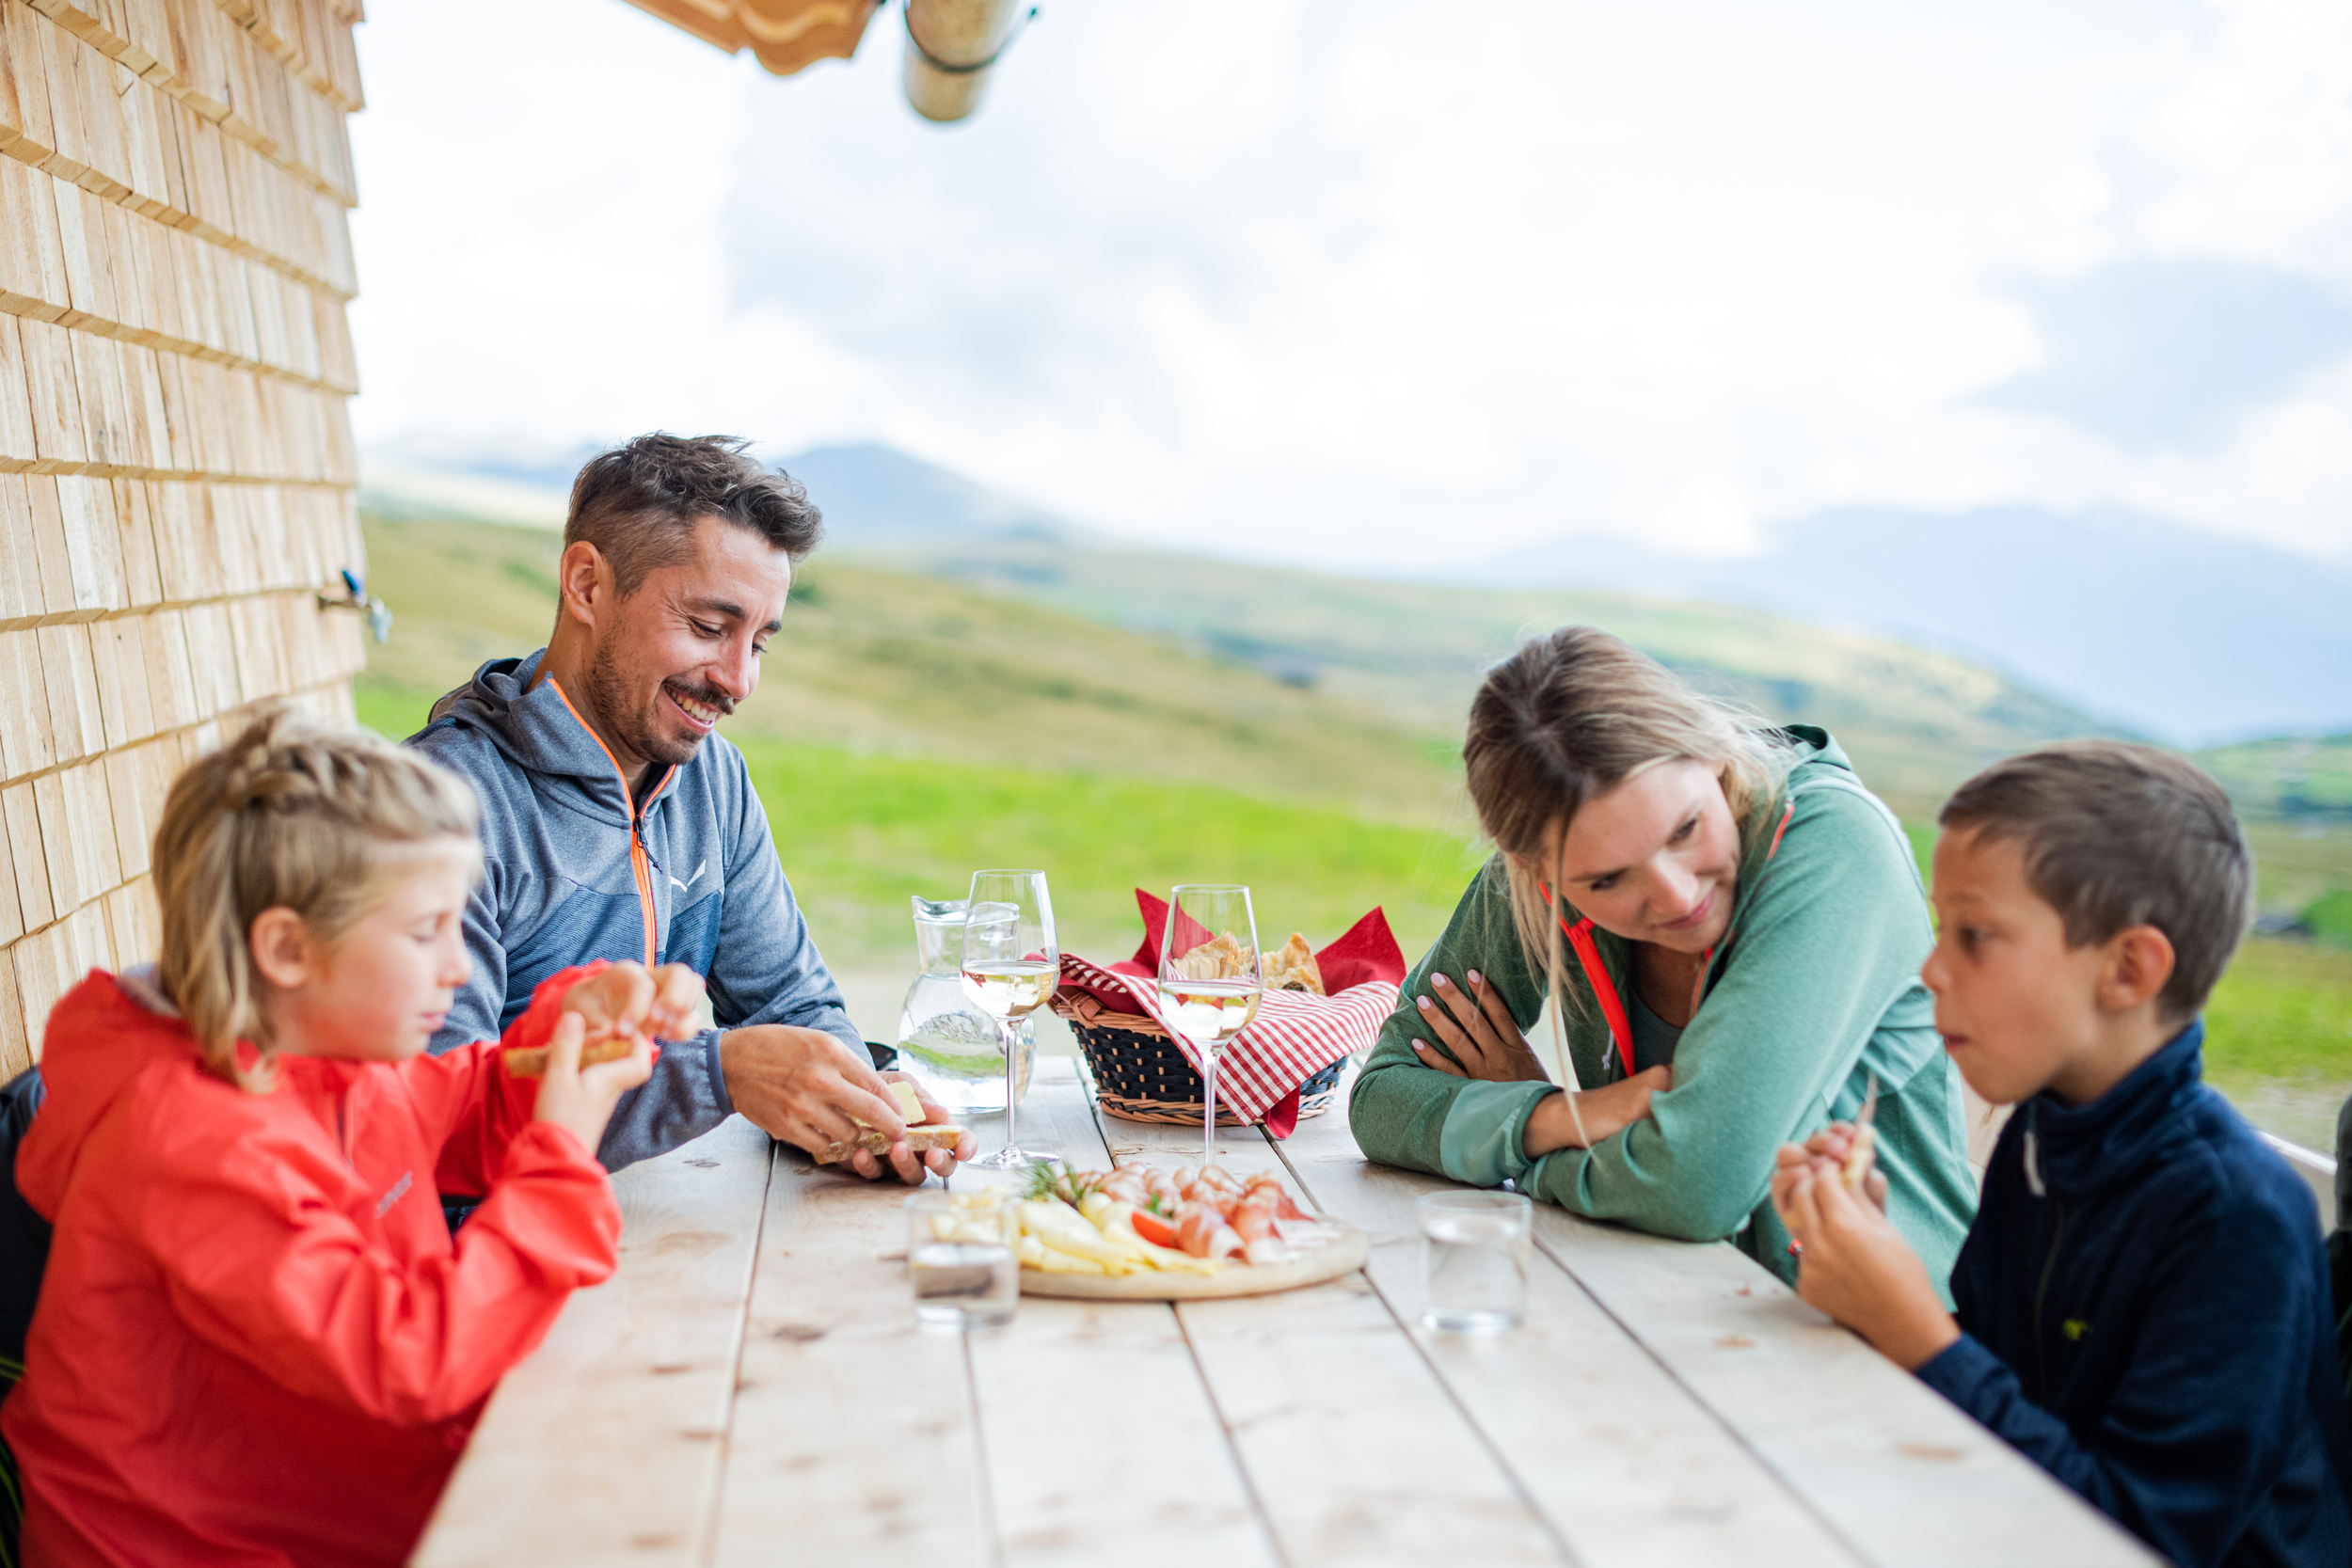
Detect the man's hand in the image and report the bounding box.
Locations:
[719,1026,974,1184]
[1409,970,1550,1083]
[1771,1149,1958,1370]
[866,1070,979,1182]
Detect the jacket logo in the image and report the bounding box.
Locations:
[376,1170,414,1217]
[670,860,707,893]
[2062,1318,2090,1342]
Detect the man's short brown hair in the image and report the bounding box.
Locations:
[565,434,823,594]
[1939,739,2252,1021]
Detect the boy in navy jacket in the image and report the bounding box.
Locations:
[1772,740,2349,1568]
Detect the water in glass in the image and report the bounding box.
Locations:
[896,896,1034,1113]
[1420,1191,1532,1332]
[907,1191,1018,1328]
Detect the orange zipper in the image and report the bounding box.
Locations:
[547,676,673,967]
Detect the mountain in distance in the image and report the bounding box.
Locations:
[358,437,1090,545]
[360,433,595,527]
[780,444,1091,549]
[1468,508,2352,748]
[361,436,2307,811]
[766,447,2352,749]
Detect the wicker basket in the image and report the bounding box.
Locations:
[1052,990,1345,1127]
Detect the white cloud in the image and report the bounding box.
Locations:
[347,0,2352,564]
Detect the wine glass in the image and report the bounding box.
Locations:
[1155,885,1263,1169]
[960,870,1059,1173]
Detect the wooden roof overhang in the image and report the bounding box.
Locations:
[619,0,881,78]
[620,0,1026,121]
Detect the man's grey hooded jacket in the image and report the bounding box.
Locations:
[409,650,863,1172]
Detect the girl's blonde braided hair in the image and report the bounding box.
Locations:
[151,706,481,1089]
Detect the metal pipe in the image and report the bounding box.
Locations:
[901,0,1024,123]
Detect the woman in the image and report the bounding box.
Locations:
[1351,626,1975,1286]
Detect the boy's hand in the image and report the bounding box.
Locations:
[560,961,703,1050]
[842,1071,979,1183]
[1780,1122,1890,1212]
[1771,1151,1959,1370]
[532,1011,657,1152]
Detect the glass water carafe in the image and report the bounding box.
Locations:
[896,896,1034,1113]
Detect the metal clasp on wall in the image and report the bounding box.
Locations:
[319,567,393,644]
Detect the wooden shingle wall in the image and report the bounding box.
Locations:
[0,0,367,1073]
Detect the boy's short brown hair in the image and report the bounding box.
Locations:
[1940,739,2252,1021]
[566,434,823,595]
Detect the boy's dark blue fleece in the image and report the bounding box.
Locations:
[1915,1022,2351,1568]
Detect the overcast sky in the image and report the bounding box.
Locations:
[345,0,2352,566]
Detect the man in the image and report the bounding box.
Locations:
[409,434,974,1181]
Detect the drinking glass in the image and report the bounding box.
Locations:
[905,1188,1018,1328]
[1419,1190,1532,1332]
[960,870,1059,1172]
[1155,884,1263,1169]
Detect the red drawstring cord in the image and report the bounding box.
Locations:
[1559,914,1637,1081]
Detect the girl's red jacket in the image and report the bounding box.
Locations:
[3,963,628,1567]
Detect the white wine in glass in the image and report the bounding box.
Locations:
[1155,885,1263,1169]
[960,870,1059,1173]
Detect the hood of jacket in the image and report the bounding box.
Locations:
[17,974,193,1224]
[16,972,372,1225]
[424,650,678,828]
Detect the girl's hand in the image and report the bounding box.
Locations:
[1409,971,1549,1083]
[560,961,705,1051]
[532,1011,656,1153]
[1772,1154,1954,1369]
[1521,1066,1672,1154]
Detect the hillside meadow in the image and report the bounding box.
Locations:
[355,514,2352,1150]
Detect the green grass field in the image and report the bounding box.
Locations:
[739,742,1483,968]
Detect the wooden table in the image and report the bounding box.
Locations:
[414,1059,2156,1568]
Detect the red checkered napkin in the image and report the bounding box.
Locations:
[1057,894,1405,1132]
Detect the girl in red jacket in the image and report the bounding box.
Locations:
[3,710,700,1567]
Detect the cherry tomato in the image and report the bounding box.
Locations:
[1130,1207,1179,1249]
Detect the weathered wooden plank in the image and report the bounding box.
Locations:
[1287,1071,2154,1567]
[1270,1098,1856,1568]
[1098,1096,1567,1566]
[1522,1203,2157,1567]
[413,1115,772,1568]
[711,1131,989,1565]
[967,1062,1282,1568]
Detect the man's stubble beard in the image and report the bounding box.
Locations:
[582,637,700,771]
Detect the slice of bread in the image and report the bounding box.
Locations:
[1264,932,1325,994]
[813,1123,967,1165]
[501,1036,639,1078]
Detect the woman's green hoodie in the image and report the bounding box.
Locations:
[1348,728,1976,1291]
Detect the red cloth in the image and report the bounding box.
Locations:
[1059,893,1406,1135]
[5,965,629,1568]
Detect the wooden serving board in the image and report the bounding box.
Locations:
[1019,1223,1370,1301]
